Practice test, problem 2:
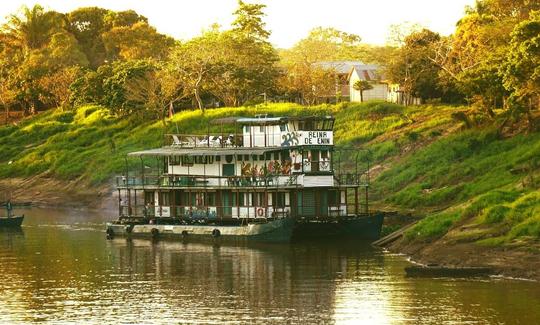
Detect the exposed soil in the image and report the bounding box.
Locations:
[0,176,115,211]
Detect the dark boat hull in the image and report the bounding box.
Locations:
[405,266,493,278]
[0,215,24,227]
[292,213,384,240]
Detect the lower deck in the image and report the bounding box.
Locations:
[117,187,368,221]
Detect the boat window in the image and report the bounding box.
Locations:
[276,192,285,207]
[225,155,233,163]
[259,125,264,133]
[266,152,272,160]
[243,125,249,133]
[252,154,258,161]
[144,191,154,205]
[273,151,279,160]
[158,192,170,206]
[207,192,216,206]
[239,193,246,206]
[259,154,265,160]
[279,124,288,132]
[170,156,181,165]
[321,150,328,159]
[215,155,221,162]
[222,164,235,176]
[244,155,250,161]
[182,156,194,166]
[237,155,243,161]
[328,190,339,206]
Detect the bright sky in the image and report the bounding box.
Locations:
[0,0,476,48]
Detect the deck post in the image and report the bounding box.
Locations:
[354,187,358,216]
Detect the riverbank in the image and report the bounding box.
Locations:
[0,176,115,211]
[386,228,540,281]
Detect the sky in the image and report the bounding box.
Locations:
[0,0,477,48]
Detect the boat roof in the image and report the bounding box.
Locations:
[128,147,277,157]
[211,115,334,125]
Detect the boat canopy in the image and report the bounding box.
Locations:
[211,115,334,126]
[127,147,275,157]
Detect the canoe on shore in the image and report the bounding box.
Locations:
[405,265,493,277]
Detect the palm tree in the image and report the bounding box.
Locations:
[353,80,374,102]
[3,5,61,51]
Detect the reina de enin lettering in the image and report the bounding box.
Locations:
[304,131,331,144]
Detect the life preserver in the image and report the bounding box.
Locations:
[256,208,265,217]
[181,230,189,238]
[212,228,221,237]
[125,225,133,233]
[151,228,159,238]
[106,227,114,238]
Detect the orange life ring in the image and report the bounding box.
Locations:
[256,208,264,217]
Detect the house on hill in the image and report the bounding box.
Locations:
[314,61,365,99]
[313,60,421,105]
[347,64,388,102]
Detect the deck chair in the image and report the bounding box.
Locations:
[171,135,182,146]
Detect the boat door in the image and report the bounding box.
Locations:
[298,190,316,217]
[311,149,320,172]
[317,190,329,217]
[221,190,233,217]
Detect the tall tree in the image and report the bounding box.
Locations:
[102,21,175,61]
[3,5,63,51]
[502,10,540,128]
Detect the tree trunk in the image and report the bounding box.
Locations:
[360,91,363,103]
[194,87,204,111]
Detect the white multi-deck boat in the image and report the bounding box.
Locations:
[106,114,383,242]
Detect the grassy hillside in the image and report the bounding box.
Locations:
[0,102,538,246]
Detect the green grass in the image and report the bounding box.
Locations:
[404,210,462,242]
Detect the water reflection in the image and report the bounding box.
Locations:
[0,208,539,324]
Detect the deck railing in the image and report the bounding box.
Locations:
[116,174,300,188]
[117,203,365,220]
[164,134,243,148]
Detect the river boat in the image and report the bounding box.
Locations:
[0,201,24,227]
[106,114,383,242]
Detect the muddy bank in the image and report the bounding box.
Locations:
[0,177,115,211]
[386,233,540,281]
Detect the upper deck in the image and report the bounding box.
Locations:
[164,115,334,149]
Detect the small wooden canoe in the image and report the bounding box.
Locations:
[0,215,24,227]
[405,265,492,277]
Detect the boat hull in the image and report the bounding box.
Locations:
[0,215,24,227]
[106,217,295,243]
[292,213,384,240]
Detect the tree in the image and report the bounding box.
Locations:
[232,0,270,40]
[353,80,373,102]
[282,27,362,64]
[3,5,63,51]
[385,29,444,103]
[38,66,82,109]
[502,10,540,129]
[102,21,175,61]
[278,63,336,105]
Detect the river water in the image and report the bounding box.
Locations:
[1,207,539,324]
